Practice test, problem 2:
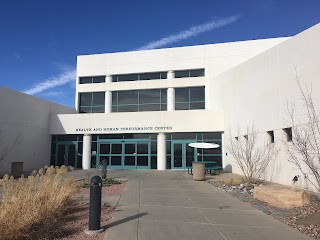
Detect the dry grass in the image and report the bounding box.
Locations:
[0,170,80,239]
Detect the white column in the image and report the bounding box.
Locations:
[82,134,91,170]
[105,91,112,113]
[105,74,112,83]
[157,133,166,170]
[105,75,113,113]
[167,70,175,111]
[167,88,175,111]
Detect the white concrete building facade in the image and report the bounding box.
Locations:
[50,36,288,172]
[1,23,320,191]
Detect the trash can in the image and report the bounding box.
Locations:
[192,162,205,181]
[11,162,23,178]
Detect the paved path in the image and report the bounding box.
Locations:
[101,170,311,240]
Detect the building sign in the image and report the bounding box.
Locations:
[75,126,173,132]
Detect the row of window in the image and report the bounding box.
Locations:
[52,132,223,142]
[79,87,205,113]
[79,69,205,84]
[235,127,292,143]
[51,132,223,169]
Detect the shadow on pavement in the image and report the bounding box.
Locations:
[103,212,148,229]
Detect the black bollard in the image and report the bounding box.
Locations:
[88,176,102,231]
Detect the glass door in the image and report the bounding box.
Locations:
[123,143,136,169]
[56,142,77,167]
[171,140,196,169]
[98,140,150,169]
[98,143,111,169]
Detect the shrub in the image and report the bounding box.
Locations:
[38,168,44,175]
[46,166,56,175]
[0,171,80,239]
[30,170,37,177]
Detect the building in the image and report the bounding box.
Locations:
[50,36,288,171]
[1,23,320,191]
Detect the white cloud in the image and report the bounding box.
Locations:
[24,68,76,95]
[137,15,241,50]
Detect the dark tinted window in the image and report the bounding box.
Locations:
[79,77,92,84]
[175,87,205,110]
[139,89,160,104]
[113,72,168,82]
[79,76,105,84]
[140,72,161,80]
[79,93,92,106]
[92,92,105,106]
[93,76,105,83]
[139,104,160,111]
[190,87,204,102]
[118,91,138,105]
[112,89,166,113]
[118,105,138,112]
[175,88,189,102]
[79,92,105,113]
[190,69,205,77]
[175,70,189,78]
[174,69,205,78]
[117,74,139,82]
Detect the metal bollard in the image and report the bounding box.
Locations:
[85,176,104,235]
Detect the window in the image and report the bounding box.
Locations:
[175,87,205,110]
[244,135,248,140]
[112,72,167,82]
[174,69,204,78]
[112,89,167,112]
[235,137,239,140]
[79,76,105,84]
[283,127,292,142]
[267,131,275,143]
[79,92,105,113]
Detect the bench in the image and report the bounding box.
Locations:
[205,166,223,175]
[187,166,222,175]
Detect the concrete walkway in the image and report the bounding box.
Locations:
[102,170,311,240]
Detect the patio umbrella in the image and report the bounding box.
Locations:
[188,142,219,149]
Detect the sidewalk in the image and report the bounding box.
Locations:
[103,170,312,240]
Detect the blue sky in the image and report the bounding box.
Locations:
[0,0,319,108]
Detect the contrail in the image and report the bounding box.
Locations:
[137,15,241,50]
[24,68,76,95]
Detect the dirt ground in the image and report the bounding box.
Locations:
[29,182,126,240]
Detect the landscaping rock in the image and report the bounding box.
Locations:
[231,177,244,185]
[253,185,310,208]
[224,177,232,186]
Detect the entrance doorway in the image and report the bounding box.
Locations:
[56,142,77,167]
[171,140,197,169]
[97,140,150,169]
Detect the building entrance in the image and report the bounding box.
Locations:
[97,140,150,169]
[55,142,78,167]
[171,140,196,169]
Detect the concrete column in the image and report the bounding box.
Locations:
[167,88,175,111]
[167,70,174,79]
[167,70,175,111]
[105,75,113,113]
[105,91,112,113]
[105,74,112,83]
[157,133,166,170]
[82,134,91,170]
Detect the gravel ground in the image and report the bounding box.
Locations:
[30,182,126,240]
[209,181,320,240]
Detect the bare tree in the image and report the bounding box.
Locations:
[0,129,23,162]
[226,124,278,184]
[285,71,320,192]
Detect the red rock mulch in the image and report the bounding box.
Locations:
[30,182,126,240]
